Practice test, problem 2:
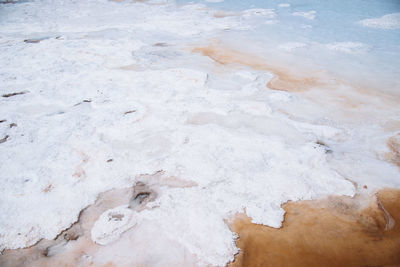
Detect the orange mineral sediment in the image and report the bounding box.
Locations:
[192,44,325,92]
[229,188,400,267]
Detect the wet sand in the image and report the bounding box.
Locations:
[229,188,400,267]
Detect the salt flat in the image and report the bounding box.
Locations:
[0,0,399,266]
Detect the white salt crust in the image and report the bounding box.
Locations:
[0,0,400,266]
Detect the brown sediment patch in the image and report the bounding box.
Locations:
[383,120,400,133]
[128,182,157,210]
[43,184,53,193]
[154,42,169,47]
[386,133,400,169]
[192,44,324,92]
[24,39,41,44]
[229,188,400,267]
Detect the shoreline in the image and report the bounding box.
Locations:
[2,187,400,266]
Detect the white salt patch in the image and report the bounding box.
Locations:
[91,217,200,267]
[359,13,400,30]
[205,0,224,2]
[264,20,279,25]
[242,8,277,19]
[292,10,317,20]
[278,3,290,8]
[91,205,137,245]
[268,91,294,102]
[326,42,371,53]
[278,42,307,52]
[233,70,258,81]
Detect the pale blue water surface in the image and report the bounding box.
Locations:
[180,0,400,92]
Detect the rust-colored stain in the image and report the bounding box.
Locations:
[43,184,53,193]
[192,45,322,92]
[386,133,400,170]
[73,152,89,179]
[229,188,400,267]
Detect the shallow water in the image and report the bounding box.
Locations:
[0,0,400,266]
[229,188,400,267]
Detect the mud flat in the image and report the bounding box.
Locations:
[229,188,400,267]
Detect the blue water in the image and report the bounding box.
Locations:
[179,0,400,91]
[181,0,400,47]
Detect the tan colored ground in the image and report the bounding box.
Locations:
[229,188,400,267]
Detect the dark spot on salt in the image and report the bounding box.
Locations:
[2,91,28,98]
[0,119,6,123]
[135,192,151,204]
[9,123,17,128]
[316,140,333,154]
[74,99,92,106]
[63,229,81,241]
[108,213,124,221]
[316,140,327,146]
[0,135,9,144]
[154,42,168,47]
[124,110,136,115]
[0,0,20,4]
[24,39,41,44]
[43,184,53,193]
[129,182,157,209]
[107,159,113,162]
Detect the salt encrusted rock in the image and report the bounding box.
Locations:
[91,206,137,245]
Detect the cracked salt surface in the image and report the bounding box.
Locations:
[0,0,400,266]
